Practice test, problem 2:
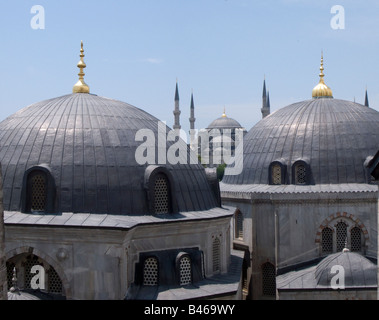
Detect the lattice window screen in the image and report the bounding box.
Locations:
[271,164,282,185]
[336,222,348,252]
[30,173,47,212]
[321,227,333,253]
[351,227,362,252]
[295,164,306,185]
[154,175,169,214]
[179,256,192,286]
[143,257,158,286]
[262,262,276,296]
[235,211,243,239]
[212,238,221,273]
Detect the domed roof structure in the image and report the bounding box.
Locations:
[223,56,379,185]
[207,109,244,130]
[223,98,379,185]
[0,44,219,215]
[315,251,377,288]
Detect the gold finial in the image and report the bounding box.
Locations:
[222,106,227,118]
[312,52,333,99]
[73,41,90,94]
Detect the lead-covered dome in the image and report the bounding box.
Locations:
[223,98,379,185]
[0,93,219,215]
[207,111,244,130]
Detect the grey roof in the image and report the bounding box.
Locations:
[126,249,244,300]
[207,116,244,130]
[221,182,378,197]
[277,251,377,290]
[4,206,234,230]
[223,98,379,185]
[0,93,219,215]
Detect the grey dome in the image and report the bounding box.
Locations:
[207,116,243,130]
[223,98,379,185]
[315,251,377,288]
[0,93,218,215]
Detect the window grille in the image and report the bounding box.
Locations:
[351,227,362,252]
[179,256,192,286]
[271,164,282,185]
[295,164,306,185]
[212,238,221,273]
[235,211,243,239]
[6,262,15,290]
[47,267,63,294]
[143,257,158,286]
[262,262,276,296]
[321,227,333,253]
[336,222,348,252]
[154,175,170,214]
[30,173,47,212]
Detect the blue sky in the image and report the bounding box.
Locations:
[1,0,379,136]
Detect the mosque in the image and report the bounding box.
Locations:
[0,42,243,300]
[0,44,378,300]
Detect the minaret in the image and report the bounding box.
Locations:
[365,88,369,107]
[73,41,90,94]
[189,91,195,131]
[0,165,7,300]
[261,78,270,118]
[173,81,181,130]
[189,91,196,151]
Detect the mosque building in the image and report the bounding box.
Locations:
[0,42,243,300]
[220,55,379,299]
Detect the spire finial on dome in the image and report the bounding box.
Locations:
[73,41,90,94]
[312,52,333,99]
[222,106,227,118]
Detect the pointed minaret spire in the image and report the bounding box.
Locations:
[365,88,370,107]
[73,41,90,94]
[173,80,181,130]
[261,77,270,119]
[189,91,195,131]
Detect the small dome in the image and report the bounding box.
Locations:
[315,251,377,288]
[207,111,244,130]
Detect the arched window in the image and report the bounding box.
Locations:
[351,227,362,252]
[153,173,171,214]
[262,262,276,296]
[269,161,286,185]
[179,256,192,286]
[143,257,159,286]
[212,237,221,273]
[295,164,307,185]
[28,171,47,212]
[271,164,282,185]
[336,221,348,252]
[321,227,333,253]
[235,210,243,239]
[22,166,56,214]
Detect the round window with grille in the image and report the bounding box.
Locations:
[295,164,306,185]
[29,173,47,212]
[321,227,333,253]
[143,257,158,286]
[351,227,362,252]
[153,174,170,214]
[336,222,348,252]
[179,256,192,286]
[271,164,282,185]
[262,262,276,296]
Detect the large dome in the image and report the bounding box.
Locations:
[223,98,379,185]
[0,93,219,214]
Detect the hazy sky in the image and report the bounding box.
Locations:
[1,0,379,136]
